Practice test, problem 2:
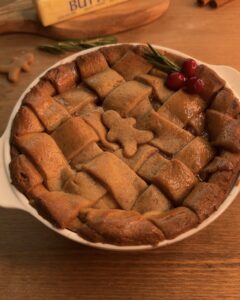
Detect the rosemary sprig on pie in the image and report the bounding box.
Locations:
[38,36,118,54]
[144,43,181,74]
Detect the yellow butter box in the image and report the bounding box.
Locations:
[34,0,128,27]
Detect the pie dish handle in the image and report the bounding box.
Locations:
[0,133,25,211]
[211,64,240,96]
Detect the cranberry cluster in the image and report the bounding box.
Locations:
[166,59,205,94]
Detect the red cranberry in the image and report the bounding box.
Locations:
[182,59,198,77]
[166,72,186,91]
[186,76,205,94]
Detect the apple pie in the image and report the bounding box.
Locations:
[9,44,240,246]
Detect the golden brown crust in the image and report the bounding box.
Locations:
[137,152,168,181]
[63,172,106,202]
[14,133,74,190]
[133,185,171,214]
[33,185,94,228]
[9,154,43,194]
[136,73,172,104]
[51,117,99,160]
[84,68,125,99]
[187,112,205,136]
[79,208,165,245]
[24,94,70,132]
[145,111,194,155]
[183,182,225,222]
[146,207,199,239]
[100,44,134,66]
[113,50,153,81]
[211,88,240,118]
[82,152,147,210]
[93,194,119,209]
[206,109,240,152]
[174,137,215,174]
[70,142,103,169]
[43,62,79,94]
[196,64,225,102]
[153,159,198,205]
[208,152,240,195]
[68,218,105,243]
[22,80,56,107]
[54,84,97,114]
[103,80,152,118]
[114,144,158,172]
[11,106,44,137]
[158,89,206,128]
[76,50,108,79]
[34,79,56,96]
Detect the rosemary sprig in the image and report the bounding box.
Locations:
[144,43,181,73]
[38,36,118,55]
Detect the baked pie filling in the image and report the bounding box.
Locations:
[9,44,240,246]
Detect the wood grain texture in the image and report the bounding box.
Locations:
[1,0,240,299]
[0,0,170,39]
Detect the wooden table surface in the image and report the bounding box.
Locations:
[1,1,240,299]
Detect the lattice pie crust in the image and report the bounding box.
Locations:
[9,45,240,246]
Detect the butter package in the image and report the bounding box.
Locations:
[34,0,128,27]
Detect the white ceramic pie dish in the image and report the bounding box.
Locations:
[0,44,240,251]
